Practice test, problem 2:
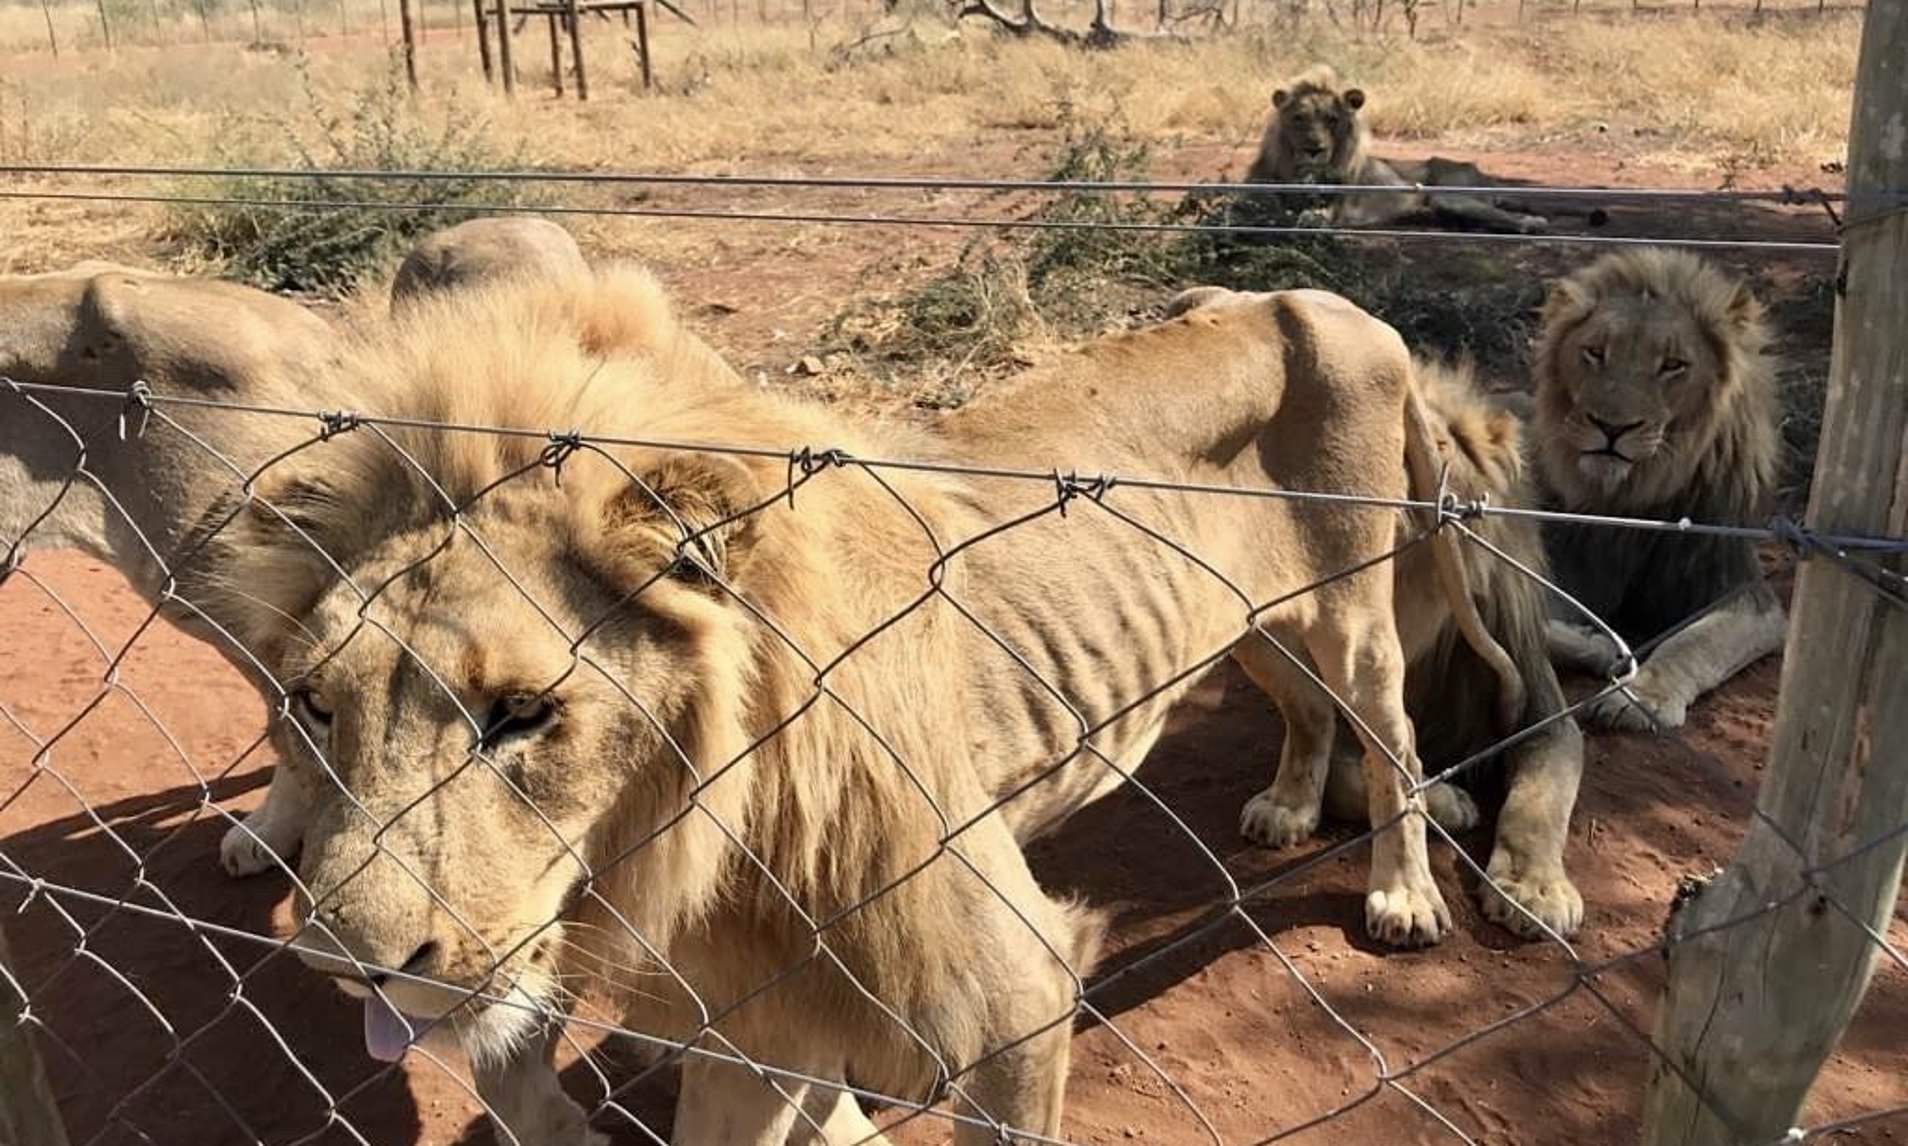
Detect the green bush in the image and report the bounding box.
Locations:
[169,61,530,296]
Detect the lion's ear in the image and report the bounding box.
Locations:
[1271,88,1289,109]
[603,452,765,586]
[214,468,380,656]
[1343,88,1366,111]
[1724,277,1765,333]
[1540,276,1593,332]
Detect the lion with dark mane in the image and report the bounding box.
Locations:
[1532,247,1785,730]
[1244,65,1549,235]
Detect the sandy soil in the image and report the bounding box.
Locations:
[2,145,1898,1145]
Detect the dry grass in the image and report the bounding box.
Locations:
[0,0,1857,387]
[0,3,1857,169]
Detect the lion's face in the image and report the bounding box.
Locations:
[1270,83,1365,181]
[1537,292,1728,490]
[270,466,758,1061]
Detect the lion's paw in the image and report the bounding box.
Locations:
[1366,871,1451,948]
[1586,676,1688,733]
[220,816,295,879]
[1480,858,1583,940]
[1516,213,1549,235]
[1295,207,1334,229]
[1239,787,1320,849]
[1424,783,1480,835]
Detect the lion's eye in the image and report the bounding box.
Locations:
[1581,346,1606,367]
[1659,356,1689,376]
[481,693,559,748]
[292,688,333,728]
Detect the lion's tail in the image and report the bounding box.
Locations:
[1052,897,1108,983]
[1402,375,1527,732]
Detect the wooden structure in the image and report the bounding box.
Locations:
[473,0,693,96]
[1640,0,1908,1141]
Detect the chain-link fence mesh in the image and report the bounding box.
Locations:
[2,270,1904,1145]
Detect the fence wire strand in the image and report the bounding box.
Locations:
[0,190,1902,1146]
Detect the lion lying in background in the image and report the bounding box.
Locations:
[1532,247,1787,731]
[1244,65,1550,235]
[1169,288,1585,939]
[174,262,1523,1143]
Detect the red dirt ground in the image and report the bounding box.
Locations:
[3,146,1901,1145]
[5,549,1906,1146]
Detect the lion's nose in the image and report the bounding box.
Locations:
[368,940,440,986]
[1588,414,1644,445]
[302,901,443,980]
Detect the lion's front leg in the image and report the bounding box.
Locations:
[472,1025,605,1146]
[1545,618,1624,677]
[1479,721,1585,940]
[220,761,314,878]
[1586,583,1786,732]
[672,1053,822,1146]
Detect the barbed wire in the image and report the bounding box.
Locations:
[0,187,1844,252]
[0,161,1882,207]
[6,378,1903,562]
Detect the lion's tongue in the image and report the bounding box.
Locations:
[364,996,422,1063]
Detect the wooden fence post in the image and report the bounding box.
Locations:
[474,0,493,81]
[399,0,420,89]
[566,0,588,100]
[634,0,650,89]
[0,923,70,1146]
[495,0,517,95]
[1640,2,1908,1142]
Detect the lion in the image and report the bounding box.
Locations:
[1531,247,1785,731]
[187,264,1520,1143]
[1244,65,1549,235]
[1167,287,1584,939]
[389,216,589,311]
[0,226,750,891]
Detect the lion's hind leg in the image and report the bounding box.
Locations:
[1233,634,1337,848]
[1429,194,1548,235]
[1306,615,1451,948]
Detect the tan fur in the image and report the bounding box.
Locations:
[1244,65,1548,235]
[1169,288,1584,939]
[1532,248,1785,731]
[0,261,350,879]
[0,225,748,890]
[390,216,589,311]
[203,268,1518,1144]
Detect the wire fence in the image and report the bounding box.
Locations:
[0,226,1904,1142]
[0,143,1902,1145]
[0,163,1858,253]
